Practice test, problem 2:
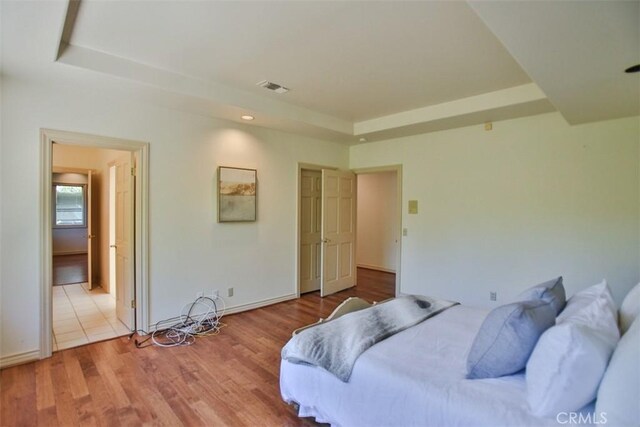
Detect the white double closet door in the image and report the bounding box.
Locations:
[300,169,356,297]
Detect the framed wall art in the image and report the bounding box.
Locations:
[217,166,257,222]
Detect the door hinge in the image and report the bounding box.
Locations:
[130,167,136,176]
[130,299,136,309]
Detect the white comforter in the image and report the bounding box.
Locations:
[282,296,457,381]
[280,305,594,427]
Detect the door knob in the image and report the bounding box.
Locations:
[322,238,331,243]
[88,235,96,239]
[110,244,117,248]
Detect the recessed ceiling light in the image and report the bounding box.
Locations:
[624,64,640,73]
[241,115,255,121]
[359,137,367,142]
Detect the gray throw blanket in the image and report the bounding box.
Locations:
[281,295,458,382]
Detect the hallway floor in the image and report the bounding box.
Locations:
[52,283,131,351]
[52,254,88,286]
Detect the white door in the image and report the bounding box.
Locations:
[300,170,322,293]
[86,170,95,289]
[109,165,116,298]
[115,154,134,329]
[321,169,357,296]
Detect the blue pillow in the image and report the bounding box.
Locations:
[516,276,566,315]
[466,300,556,379]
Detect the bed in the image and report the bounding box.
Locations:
[280,281,640,427]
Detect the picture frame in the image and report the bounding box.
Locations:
[217,166,257,222]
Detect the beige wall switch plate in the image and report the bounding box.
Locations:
[408,200,418,214]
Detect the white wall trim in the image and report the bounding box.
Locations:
[352,165,403,297]
[40,129,151,361]
[146,294,298,332]
[0,349,40,369]
[219,293,298,316]
[40,133,53,360]
[357,264,396,274]
[134,145,151,334]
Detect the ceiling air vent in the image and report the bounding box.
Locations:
[257,80,289,94]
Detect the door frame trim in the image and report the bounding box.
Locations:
[40,128,150,359]
[352,165,403,297]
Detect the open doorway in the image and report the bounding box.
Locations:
[355,169,400,296]
[41,129,150,359]
[298,166,357,297]
[50,145,132,351]
[51,170,91,288]
[297,164,401,299]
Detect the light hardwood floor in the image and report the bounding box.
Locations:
[1,268,395,426]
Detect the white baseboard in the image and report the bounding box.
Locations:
[224,293,298,316]
[357,263,396,274]
[0,349,40,369]
[148,293,298,332]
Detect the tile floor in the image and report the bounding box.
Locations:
[52,283,131,351]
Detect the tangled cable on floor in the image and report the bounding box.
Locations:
[131,295,226,348]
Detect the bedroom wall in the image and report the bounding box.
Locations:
[0,75,348,361]
[356,172,398,272]
[350,113,640,307]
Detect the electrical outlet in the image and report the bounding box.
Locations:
[490,291,497,301]
[402,228,408,237]
[228,287,234,297]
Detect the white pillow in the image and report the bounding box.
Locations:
[526,323,617,417]
[557,279,619,343]
[596,317,640,427]
[619,282,640,335]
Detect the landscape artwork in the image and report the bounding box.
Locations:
[218,167,257,222]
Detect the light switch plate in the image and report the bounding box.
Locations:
[408,200,418,214]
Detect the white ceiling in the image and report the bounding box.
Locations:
[469,0,640,125]
[68,1,531,122]
[29,0,640,143]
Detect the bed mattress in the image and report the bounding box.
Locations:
[280,305,594,427]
